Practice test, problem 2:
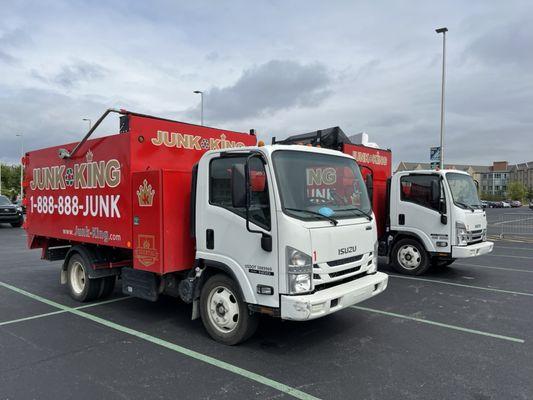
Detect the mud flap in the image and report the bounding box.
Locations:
[191,299,200,320]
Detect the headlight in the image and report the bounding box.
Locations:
[286,247,312,294]
[16,206,23,213]
[456,222,468,246]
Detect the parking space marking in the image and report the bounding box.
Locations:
[453,262,533,274]
[351,306,524,343]
[487,254,533,260]
[0,296,131,327]
[389,275,533,297]
[494,246,533,252]
[0,281,319,400]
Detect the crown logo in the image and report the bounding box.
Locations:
[137,179,155,207]
[86,149,94,162]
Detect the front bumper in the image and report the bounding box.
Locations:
[280,272,388,321]
[0,214,23,223]
[452,241,494,258]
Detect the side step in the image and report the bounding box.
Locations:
[121,268,159,301]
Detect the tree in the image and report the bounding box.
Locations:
[507,181,527,201]
[0,164,22,197]
[528,187,533,201]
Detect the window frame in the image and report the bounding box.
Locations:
[208,153,272,231]
[399,173,443,212]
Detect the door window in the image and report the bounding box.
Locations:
[209,156,271,230]
[400,175,440,211]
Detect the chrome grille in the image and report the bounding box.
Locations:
[312,252,372,291]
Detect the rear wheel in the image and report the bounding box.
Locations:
[67,253,102,302]
[200,274,258,345]
[391,238,430,275]
[99,276,116,299]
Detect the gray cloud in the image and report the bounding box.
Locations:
[32,61,108,88]
[194,60,332,123]
[465,21,533,70]
[0,88,124,164]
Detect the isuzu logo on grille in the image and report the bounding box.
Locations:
[338,245,357,255]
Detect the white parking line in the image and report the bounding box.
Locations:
[493,217,533,226]
[0,296,131,327]
[494,246,533,252]
[0,281,319,400]
[351,306,524,343]
[453,262,533,274]
[487,254,533,260]
[389,274,533,297]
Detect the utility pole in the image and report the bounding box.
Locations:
[436,27,448,169]
[16,133,24,199]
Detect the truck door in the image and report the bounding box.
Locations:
[197,154,279,308]
[393,174,451,253]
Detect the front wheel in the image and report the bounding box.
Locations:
[200,274,258,345]
[11,220,23,228]
[391,238,430,275]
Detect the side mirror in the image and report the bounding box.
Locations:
[365,173,374,204]
[431,179,440,206]
[231,164,247,208]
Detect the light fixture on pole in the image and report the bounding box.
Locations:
[436,27,448,169]
[16,133,24,199]
[82,118,92,130]
[193,90,204,126]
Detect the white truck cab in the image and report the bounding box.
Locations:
[194,144,388,343]
[386,169,493,275]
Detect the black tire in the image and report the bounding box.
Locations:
[11,220,23,228]
[391,238,430,275]
[66,253,102,302]
[200,274,258,345]
[99,276,116,299]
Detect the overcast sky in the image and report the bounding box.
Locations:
[1,0,532,167]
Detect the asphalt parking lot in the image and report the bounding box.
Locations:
[1,208,533,399]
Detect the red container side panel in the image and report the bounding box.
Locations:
[343,144,392,238]
[25,134,132,249]
[128,115,257,174]
[24,112,257,274]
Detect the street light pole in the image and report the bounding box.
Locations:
[16,133,24,199]
[193,90,204,126]
[82,118,92,130]
[436,27,448,169]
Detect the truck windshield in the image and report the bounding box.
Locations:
[272,150,371,221]
[446,172,482,209]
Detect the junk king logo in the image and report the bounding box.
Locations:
[30,150,121,191]
[151,130,245,150]
[137,179,155,206]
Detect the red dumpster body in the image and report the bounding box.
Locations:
[24,112,256,274]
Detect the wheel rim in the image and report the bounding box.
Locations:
[207,285,240,334]
[70,261,86,294]
[397,245,422,270]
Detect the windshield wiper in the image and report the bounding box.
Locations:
[337,207,373,221]
[285,208,338,226]
[456,201,475,212]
